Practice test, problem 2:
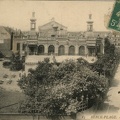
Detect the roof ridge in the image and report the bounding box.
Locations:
[39,20,67,29]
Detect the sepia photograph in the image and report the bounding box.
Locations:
[0,0,120,120]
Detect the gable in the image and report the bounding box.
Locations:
[39,21,67,31]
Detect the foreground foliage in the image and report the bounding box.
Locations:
[18,59,108,116]
[92,37,120,81]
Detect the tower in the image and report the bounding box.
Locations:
[87,14,93,32]
[30,12,36,31]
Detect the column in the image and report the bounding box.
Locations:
[102,39,104,54]
[26,44,29,55]
[12,39,16,52]
[55,45,58,56]
[20,43,23,56]
[36,45,38,55]
[75,45,79,55]
[65,45,69,55]
[85,45,88,57]
[44,44,48,55]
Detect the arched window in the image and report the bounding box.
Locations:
[79,46,85,56]
[48,45,55,55]
[58,45,65,55]
[38,45,44,55]
[69,46,75,55]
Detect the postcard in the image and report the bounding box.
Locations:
[0,0,120,120]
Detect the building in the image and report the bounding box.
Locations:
[13,12,114,58]
[0,26,24,58]
[0,26,14,57]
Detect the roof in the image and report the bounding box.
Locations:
[38,20,67,38]
[67,31,111,39]
[22,31,38,36]
[38,30,113,40]
[4,27,14,34]
[4,27,23,37]
[22,31,29,36]
[14,29,23,37]
[85,31,112,39]
[39,20,67,30]
[0,26,11,40]
[68,32,85,38]
[68,32,81,36]
[39,29,56,37]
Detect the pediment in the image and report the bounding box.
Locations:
[39,21,67,31]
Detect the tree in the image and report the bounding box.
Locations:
[104,37,111,54]
[18,59,108,116]
[10,51,23,71]
[104,37,115,55]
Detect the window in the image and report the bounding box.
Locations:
[31,23,35,29]
[17,43,20,51]
[22,44,26,50]
[118,43,120,46]
[51,35,55,37]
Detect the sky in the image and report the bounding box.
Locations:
[0,0,115,32]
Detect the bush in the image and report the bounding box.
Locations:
[10,61,23,71]
[96,53,103,59]
[10,52,23,71]
[3,74,8,78]
[3,61,11,68]
[44,57,50,63]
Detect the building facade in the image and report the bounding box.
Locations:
[13,13,113,57]
[0,26,14,57]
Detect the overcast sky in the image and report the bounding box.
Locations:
[0,0,115,32]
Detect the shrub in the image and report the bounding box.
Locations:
[10,52,23,71]
[3,74,8,78]
[3,61,11,68]
[44,57,50,63]
[10,61,23,71]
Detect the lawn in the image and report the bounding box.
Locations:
[0,61,25,113]
[0,87,25,113]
